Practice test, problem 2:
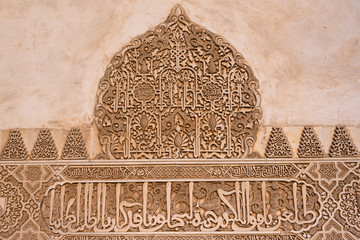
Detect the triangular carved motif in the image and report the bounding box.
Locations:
[329,125,359,157]
[265,127,293,158]
[61,129,88,160]
[0,130,27,160]
[30,129,58,160]
[297,127,325,158]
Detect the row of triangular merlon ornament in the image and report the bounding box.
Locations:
[0,126,358,160]
[0,129,88,160]
[266,126,359,158]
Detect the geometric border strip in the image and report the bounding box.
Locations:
[1,126,360,160]
[60,234,303,240]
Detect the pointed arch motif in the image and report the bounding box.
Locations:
[95,5,261,159]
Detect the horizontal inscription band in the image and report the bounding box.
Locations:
[0,161,359,239]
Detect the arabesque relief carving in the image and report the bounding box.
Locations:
[31,129,58,160]
[265,127,293,158]
[1,4,360,240]
[329,126,359,157]
[61,129,88,160]
[0,126,358,160]
[0,160,358,239]
[0,130,27,160]
[94,5,261,159]
[0,181,23,233]
[297,127,325,158]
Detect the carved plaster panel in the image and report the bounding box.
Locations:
[329,126,359,157]
[265,127,293,158]
[0,160,358,239]
[1,4,360,240]
[31,129,58,160]
[297,127,325,158]
[94,5,261,159]
[0,130,27,160]
[61,129,88,160]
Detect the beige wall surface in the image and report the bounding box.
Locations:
[0,0,360,130]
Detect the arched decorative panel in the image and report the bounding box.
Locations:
[95,5,261,159]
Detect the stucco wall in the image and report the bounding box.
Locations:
[0,0,360,130]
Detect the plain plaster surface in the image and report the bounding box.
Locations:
[0,0,360,129]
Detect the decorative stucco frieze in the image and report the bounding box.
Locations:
[0,160,359,239]
[0,4,360,240]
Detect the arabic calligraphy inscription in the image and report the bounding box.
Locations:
[41,180,321,233]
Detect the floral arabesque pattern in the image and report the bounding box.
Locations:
[95,5,261,159]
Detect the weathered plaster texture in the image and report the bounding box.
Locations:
[0,0,360,129]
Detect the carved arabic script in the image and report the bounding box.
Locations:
[62,164,299,180]
[62,235,302,240]
[42,180,321,233]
